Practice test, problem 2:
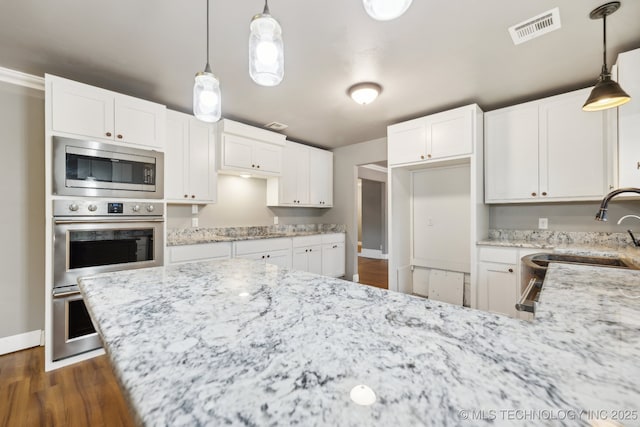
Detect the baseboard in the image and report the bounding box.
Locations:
[0,330,43,355]
[352,273,360,283]
[358,249,388,260]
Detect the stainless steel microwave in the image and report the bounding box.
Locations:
[52,136,164,199]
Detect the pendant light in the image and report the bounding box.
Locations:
[362,0,413,21]
[193,0,221,123]
[582,1,631,112]
[249,0,284,87]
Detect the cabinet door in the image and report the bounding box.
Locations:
[114,94,165,149]
[427,107,473,159]
[309,148,333,206]
[292,248,309,271]
[188,119,216,203]
[485,103,540,202]
[618,49,640,188]
[540,88,607,200]
[221,134,254,171]
[322,243,345,277]
[387,118,427,165]
[266,249,292,269]
[477,262,517,317]
[51,78,114,140]
[307,246,322,275]
[165,111,189,201]
[280,143,309,205]
[253,141,282,174]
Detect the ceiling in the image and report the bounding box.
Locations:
[0,1,639,149]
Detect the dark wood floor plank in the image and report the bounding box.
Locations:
[358,256,388,289]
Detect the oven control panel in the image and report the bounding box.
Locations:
[53,200,164,217]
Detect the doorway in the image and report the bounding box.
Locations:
[356,163,388,289]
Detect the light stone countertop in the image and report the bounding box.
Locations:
[78,258,640,426]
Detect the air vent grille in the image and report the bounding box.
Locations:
[509,7,561,45]
[264,121,288,131]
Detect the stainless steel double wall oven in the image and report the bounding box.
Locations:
[51,137,164,361]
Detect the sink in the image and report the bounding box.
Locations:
[523,253,638,270]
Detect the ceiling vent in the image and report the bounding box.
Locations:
[509,7,561,45]
[264,121,288,131]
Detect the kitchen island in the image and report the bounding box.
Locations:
[78,258,640,426]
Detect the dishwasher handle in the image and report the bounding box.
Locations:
[515,278,543,313]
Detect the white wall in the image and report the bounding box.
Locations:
[0,81,45,339]
[323,138,387,280]
[167,174,329,229]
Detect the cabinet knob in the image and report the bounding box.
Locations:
[105,132,112,137]
[191,195,195,198]
[184,194,188,198]
[637,161,640,170]
[117,134,123,139]
[427,154,432,159]
[508,268,514,273]
[266,254,270,258]
[531,192,537,197]
[609,185,614,189]
[256,165,260,169]
[333,245,338,248]
[420,155,425,160]
[542,192,547,196]
[252,164,255,168]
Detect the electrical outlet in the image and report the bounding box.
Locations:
[191,217,199,228]
[538,218,548,229]
[191,204,199,214]
[427,218,433,226]
[273,216,279,225]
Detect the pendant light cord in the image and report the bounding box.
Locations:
[205,0,212,72]
[264,0,270,15]
[601,14,608,74]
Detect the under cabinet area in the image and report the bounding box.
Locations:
[485,87,615,203]
[47,74,166,149]
[216,119,286,177]
[387,104,474,166]
[267,141,333,207]
[165,110,217,203]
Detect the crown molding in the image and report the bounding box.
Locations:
[0,66,44,91]
[359,163,388,174]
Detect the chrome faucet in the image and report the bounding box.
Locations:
[594,187,640,221]
[617,214,640,247]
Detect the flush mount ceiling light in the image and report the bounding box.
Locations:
[249,0,284,87]
[348,82,382,105]
[582,1,631,112]
[193,0,222,123]
[362,0,413,21]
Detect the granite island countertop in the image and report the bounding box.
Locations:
[78,259,640,426]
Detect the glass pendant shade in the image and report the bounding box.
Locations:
[362,0,413,21]
[249,10,284,86]
[348,83,382,105]
[193,68,221,122]
[583,73,631,111]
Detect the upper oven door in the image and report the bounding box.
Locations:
[52,136,164,199]
[53,217,164,287]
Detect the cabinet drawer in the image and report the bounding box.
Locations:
[478,246,518,264]
[321,233,345,244]
[169,242,231,264]
[292,235,322,248]
[234,237,292,255]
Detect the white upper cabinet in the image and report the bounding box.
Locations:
[308,147,333,207]
[267,141,333,208]
[388,105,475,166]
[485,87,615,203]
[617,48,640,188]
[216,119,285,177]
[165,110,217,203]
[48,74,166,149]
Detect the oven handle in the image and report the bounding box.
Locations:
[515,278,543,313]
[54,217,165,225]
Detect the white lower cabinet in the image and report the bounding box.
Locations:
[292,236,323,274]
[321,233,346,278]
[234,238,293,269]
[477,246,551,318]
[168,242,232,264]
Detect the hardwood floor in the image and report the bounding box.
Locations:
[0,347,135,427]
[358,256,388,289]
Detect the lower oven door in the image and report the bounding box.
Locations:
[52,288,102,361]
[53,217,164,287]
